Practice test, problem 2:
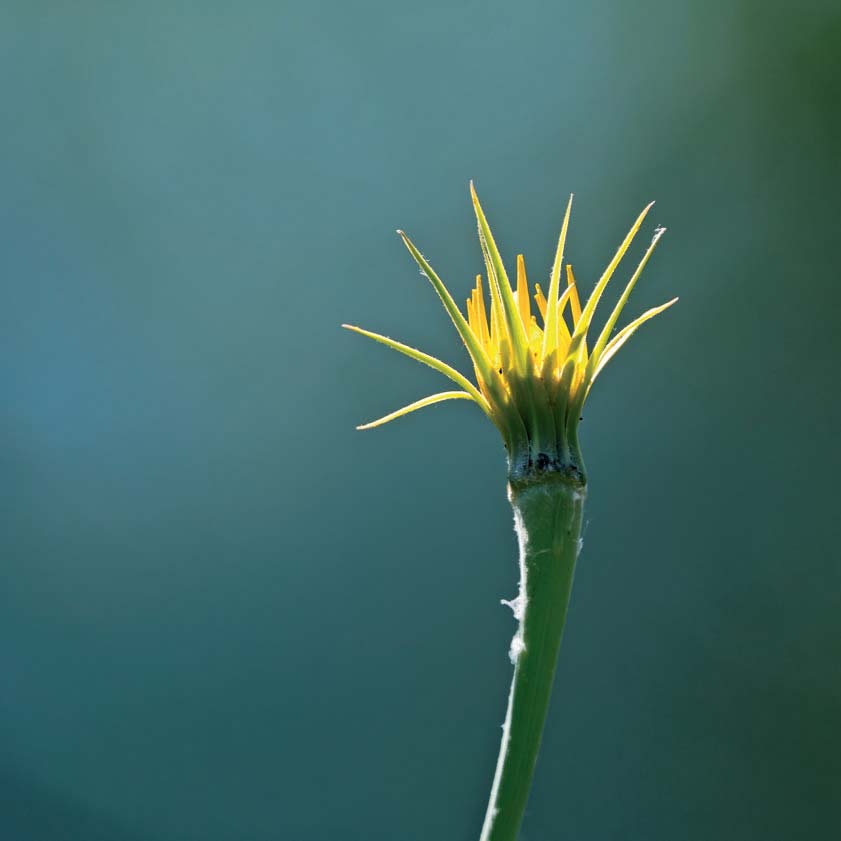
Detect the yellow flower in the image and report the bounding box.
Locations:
[344,183,676,478]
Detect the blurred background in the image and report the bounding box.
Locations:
[1,2,840,839]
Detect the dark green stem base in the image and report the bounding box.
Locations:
[480,471,586,841]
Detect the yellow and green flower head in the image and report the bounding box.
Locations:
[344,184,676,482]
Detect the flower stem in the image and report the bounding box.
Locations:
[480,470,586,841]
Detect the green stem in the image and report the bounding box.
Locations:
[480,471,586,841]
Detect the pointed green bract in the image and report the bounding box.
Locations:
[542,194,574,364]
[470,183,531,373]
[397,229,530,456]
[588,297,679,385]
[397,231,528,449]
[396,231,497,386]
[555,283,575,345]
[557,331,588,451]
[569,202,654,346]
[590,225,667,364]
[356,390,476,430]
[341,324,491,414]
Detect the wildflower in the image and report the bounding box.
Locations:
[345,184,676,841]
[344,183,676,480]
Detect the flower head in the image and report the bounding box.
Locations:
[344,184,676,480]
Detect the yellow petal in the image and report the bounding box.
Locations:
[516,254,531,327]
[555,283,574,350]
[534,283,547,321]
[566,265,581,325]
[487,261,507,357]
[471,182,530,373]
[474,275,490,349]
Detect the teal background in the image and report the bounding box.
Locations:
[2,3,840,839]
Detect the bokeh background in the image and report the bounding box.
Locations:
[2,2,840,839]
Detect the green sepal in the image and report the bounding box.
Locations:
[356,391,476,430]
[397,231,529,457]
[569,202,654,347]
[589,225,667,364]
[342,324,491,415]
[587,297,679,386]
[542,194,574,363]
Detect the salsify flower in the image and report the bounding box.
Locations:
[344,184,676,841]
[344,183,676,481]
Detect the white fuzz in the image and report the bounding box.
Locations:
[504,505,530,665]
[500,594,524,621]
[508,631,525,664]
[479,667,517,841]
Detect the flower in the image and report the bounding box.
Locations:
[343,183,676,478]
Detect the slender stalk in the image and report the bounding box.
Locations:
[480,470,586,841]
[346,187,673,840]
